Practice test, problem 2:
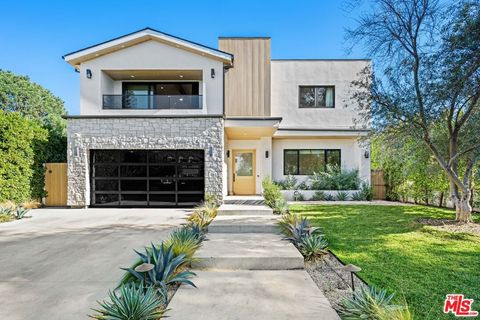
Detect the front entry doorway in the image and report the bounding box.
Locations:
[232,150,256,195]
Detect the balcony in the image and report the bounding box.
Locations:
[103,94,203,110]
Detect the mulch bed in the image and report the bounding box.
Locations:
[417,218,480,236]
[305,251,368,310]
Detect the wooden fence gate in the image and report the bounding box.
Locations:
[44,163,68,206]
[371,169,386,200]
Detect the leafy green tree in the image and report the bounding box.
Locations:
[348,0,480,222]
[0,111,47,202]
[0,70,67,162]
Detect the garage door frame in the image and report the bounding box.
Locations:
[90,149,205,207]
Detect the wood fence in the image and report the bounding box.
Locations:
[371,169,386,200]
[44,163,68,206]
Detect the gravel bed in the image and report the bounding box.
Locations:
[305,252,368,310]
[417,218,480,236]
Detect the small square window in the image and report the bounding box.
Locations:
[299,86,335,108]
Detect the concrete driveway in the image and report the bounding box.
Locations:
[0,208,189,320]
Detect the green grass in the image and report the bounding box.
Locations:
[291,204,480,320]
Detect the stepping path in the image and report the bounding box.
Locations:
[168,201,340,320]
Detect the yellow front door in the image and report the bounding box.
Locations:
[232,150,256,195]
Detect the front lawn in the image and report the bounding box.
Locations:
[291,204,480,320]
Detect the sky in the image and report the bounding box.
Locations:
[0,0,368,115]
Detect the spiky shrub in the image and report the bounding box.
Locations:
[0,207,13,215]
[277,214,300,236]
[275,198,290,215]
[297,181,310,190]
[13,207,29,219]
[275,175,298,190]
[311,191,326,201]
[324,193,335,201]
[338,286,396,320]
[335,191,350,201]
[300,234,329,260]
[310,165,360,190]
[187,206,216,230]
[21,200,41,209]
[360,182,373,201]
[90,283,166,320]
[120,243,196,293]
[351,191,364,201]
[283,217,322,246]
[204,193,221,208]
[163,226,203,262]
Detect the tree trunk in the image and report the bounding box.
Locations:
[452,191,473,223]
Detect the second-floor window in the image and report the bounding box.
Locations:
[299,86,335,108]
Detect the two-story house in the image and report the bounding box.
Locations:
[63,28,370,207]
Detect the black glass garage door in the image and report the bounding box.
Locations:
[90,150,204,207]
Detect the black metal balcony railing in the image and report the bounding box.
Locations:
[102,94,203,110]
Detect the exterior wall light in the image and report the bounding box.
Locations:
[364,151,370,159]
[265,151,269,158]
[211,68,215,78]
[226,150,230,158]
[86,69,92,79]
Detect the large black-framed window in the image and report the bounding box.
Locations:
[299,86,335,108]
[283,149,341,175]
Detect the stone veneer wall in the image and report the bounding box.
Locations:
[67,117,224,207]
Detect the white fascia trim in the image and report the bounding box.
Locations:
[63,29,232,63]
[274,129,370,137]
[225,119,281,128]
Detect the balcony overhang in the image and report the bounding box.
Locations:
[274,127,371,139]
[103,69,202,81]
[225,117,282,140]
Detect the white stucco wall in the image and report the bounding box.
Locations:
[270,60,370,129]
[272,137,370,184]
[79,40,224,116]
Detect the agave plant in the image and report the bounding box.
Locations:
[186,202,217,230]
[90,283,166,320]
[13,207,30,219]
[351,191,364,201]
[299,234,329,260]
[283,216,322,245]
[338,286,396,320]
[335,191,350,201]
[0,207,13,216]
[121,243,196,293]
[311,190,326,201]
[163,226,204,261]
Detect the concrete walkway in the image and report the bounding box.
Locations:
[168,203,340,319]
[0,208,188,320]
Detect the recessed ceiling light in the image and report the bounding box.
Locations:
[160,86,164,89]
[179,75,184,78]
[95,53,99,56]
[121,45,125,48]
[130,75,135,78]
